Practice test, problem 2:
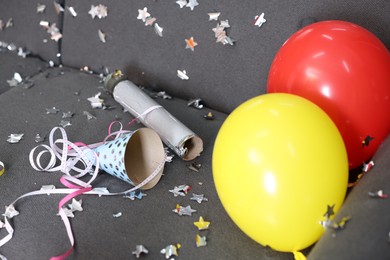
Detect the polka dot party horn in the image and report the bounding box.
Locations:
[85,128,165,189]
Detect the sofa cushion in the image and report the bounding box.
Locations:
[61,0,390,113]
[308,134,390,259]
[0,51,47,94]
[0,67,296,259]
[0,0,61,63]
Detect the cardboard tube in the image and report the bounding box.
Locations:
[104,70,203,161]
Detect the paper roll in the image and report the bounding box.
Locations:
[104,70,203,161]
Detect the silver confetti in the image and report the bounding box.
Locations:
[88,4,108,19]
[59,120,72,128]
[177,70,189,80]
[188,98,204,109]
[176,0,187,8]
[154,23,163,37]
[53,2,64,14]
[40,185,56,194]
[83,111,97,120]
[17,47,30,58]
[254,13,266,27]
[190,193,208,204]
[35,134,45,143]
[132,245,149,258]
[7,72,23,87]
[67,6,77,17]
[186,0,199,11]
[113,212,122,218]
[161,244,180,259]
[173,205,197,216]
[137,7,150,23]
[68,199,83,212]
[7,133,24,143]
[46,107,60,114]
[88,92,104,108]
[98,29,106,43]
[37,3,46,13]
[169,185,191,197]
[62,111,74,118]
[208,12,221,21]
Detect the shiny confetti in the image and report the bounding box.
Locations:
[62,111,74,118]
[177,70,189,80]
[37,3,46,13]
[113,212,122,218]
[53,2,64,14]
[7,133,24,143]
[191,194,208,204]
[212,21,235,46]
[137,7,150,23]
[59,120,72,128]
[123,190,147,200]
[132,245,149,258]
[83,111,97,120]
[5,18,13,29]
[254,13,266,27]
[154,23,163,37]
[362,160,374,172]
[169,185,192,197]
[67,6,77,17]
[3,205,19,219]
[35,134,45,143]
[7,72,23,87]
[59,207,75,218]
[185,37,198,51]
[186,0,199,11]
[173,204,197,216]
[188,98,204,109]
[98,29,106,43]
[161,244,181,259]
[40,21,62,42]
[368,190,388,198]
[68,199,83,212]
[156,91,172,100]
[17,47,30,58]
[208,12,221,21]
[204,112,215,120]
[330,216,351,230]
[88,4,108,19]
[194,216,210,230]
[196,234,207,247]
[362,135,374,147]
[88,92,104,108]
[0,161,5,177]
[176,0,187,8]
[46,107,60,114]
[188,162,201,172]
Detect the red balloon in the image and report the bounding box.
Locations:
[267,20,390,169]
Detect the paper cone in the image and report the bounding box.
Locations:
[86,128,165,189]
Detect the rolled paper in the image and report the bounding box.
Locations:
[104,70,203,161]
[85,128,165,189]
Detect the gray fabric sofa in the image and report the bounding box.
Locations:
[1,1,389,259]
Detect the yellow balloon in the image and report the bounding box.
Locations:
[212,93,348,252]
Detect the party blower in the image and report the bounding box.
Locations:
[104,70,203,161]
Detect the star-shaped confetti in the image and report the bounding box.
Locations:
[204,112,215,120]
[188,162,201,172]
[208,12,221,21]
[176,0,187,8]
[194,216,210,230]
[7,133,24,143]
[154,23,163,37]
[362,135,374,147]
[185,37,198,51]
[186,0,199,11]
[83,111,97,120]
[46,107,60,114]
[368,190,388,198]
[88,4,108,19]
[88,92,104,108]
[62,111,74,118]
[3,205,19,219]
[173,204,197,216]
[124,190,147,200]
[188,98,204,109]
[191,193,208,204]
[177,70,189,80]
[323,204,335,218]
[196,234,207,247]
[113,212,122,218]
[169,185,191,197]
[59,207,75,218]
[254,13,266,27]
[68,199,83,212]
[59,120,72,128]
[137,7,150,23]
[37,3,46,13]
[161,244,181,259]
[132,245,149,258]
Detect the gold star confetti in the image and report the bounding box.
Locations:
[194,216,210,230]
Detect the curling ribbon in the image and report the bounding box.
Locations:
[0,120,166,259]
